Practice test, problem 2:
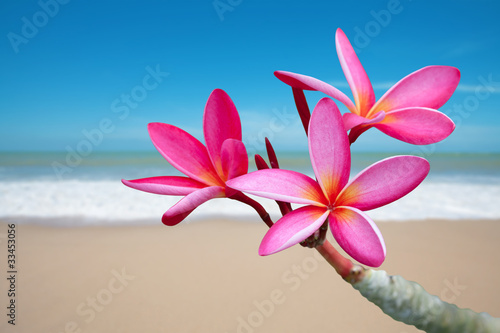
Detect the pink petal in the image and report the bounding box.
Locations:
[309,98,350,203]
[203,89,242,177]
[122,176,206,195]
[148,123,223,186]
[259,206,329,255]
[162,186,225,226]
[368,66,461,117]
[220,139,248,181]
[343,113,368,131]
[343,111,385,131]
[374,107,455,144]
[226,169,327,206]
[329,207,386,267]
[336,156,430,210]
[335,28,375,116]
[274,71,357,113]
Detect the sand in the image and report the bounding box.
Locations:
[0,218,499,333]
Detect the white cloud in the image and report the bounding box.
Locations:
[330,80,500,95]
[328,80,396,91]
[455,84,500,94]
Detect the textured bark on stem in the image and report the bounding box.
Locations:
[351,269,500,332]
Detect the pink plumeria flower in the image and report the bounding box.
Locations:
[275,28,460,144]
[227,98,429,266]
[122,89,248,226]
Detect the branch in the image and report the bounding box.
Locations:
[351,269,500,332]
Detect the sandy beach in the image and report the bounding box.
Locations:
[0,218,499,333]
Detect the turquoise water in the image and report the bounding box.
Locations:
[1,150,499,180]
[1,151,499,223]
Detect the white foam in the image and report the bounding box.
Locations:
[1,177,499,226]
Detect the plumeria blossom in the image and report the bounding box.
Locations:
[122,89,248,226]
[227,97,429,267]
[274,28,460,144]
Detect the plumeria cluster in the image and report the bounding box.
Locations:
[123,28,460,268]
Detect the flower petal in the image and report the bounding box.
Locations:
[374,107,455,144]
[122,176,206,195]
[335,28,375,116]
[274,71,357,113]
[162,186,225,226]
[343,113,368,131]
[309,98,350,203]
[259,206,329,255]
[203,89,242,177]
[148,123,223,186]
[342,111,385,131]
[336,156,430,210]
[221,139,248,181]
[329,207,386,267]
[368,66,460,117]
[226,169,326,206]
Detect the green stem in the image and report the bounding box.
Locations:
[352,269,500,332]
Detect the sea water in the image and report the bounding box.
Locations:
[1,151,499,226]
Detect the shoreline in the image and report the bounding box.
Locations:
[2,216,500,227]
[1,219,499,332]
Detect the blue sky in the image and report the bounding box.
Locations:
[1,0,499,154]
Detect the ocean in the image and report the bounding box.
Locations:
[1,151,499,226]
